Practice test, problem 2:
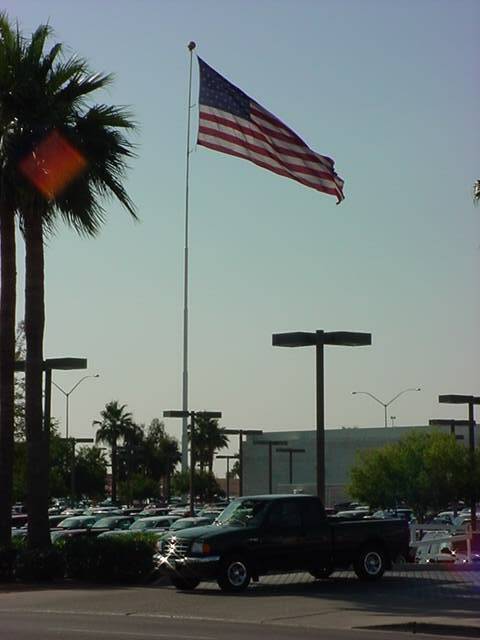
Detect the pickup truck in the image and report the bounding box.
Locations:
[155,494,410,592]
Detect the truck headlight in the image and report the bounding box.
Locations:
[191,541,211,555]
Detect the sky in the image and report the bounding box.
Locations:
[6,0,480,472]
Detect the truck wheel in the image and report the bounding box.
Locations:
[217,556,251,593]
[354,546,386,581]
[171,576,200,590]
[310,566,334,580]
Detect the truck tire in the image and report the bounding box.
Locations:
[354,546,387,581]
[217,556,251,593]
[171,576,200,590]
[310,566,334,580]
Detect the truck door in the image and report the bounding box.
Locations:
[298,498,332,571]
[259,500,304,571]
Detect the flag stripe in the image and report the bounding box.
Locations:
[200,107,330,168]
[198,122,339,183]
[198,132,340,196]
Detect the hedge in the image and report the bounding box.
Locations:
[60,533,157,583]
[0,533,157,584]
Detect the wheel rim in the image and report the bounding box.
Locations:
[227,561,248,587]
[364,551,382,575]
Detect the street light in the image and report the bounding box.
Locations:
[216,454,239,500]
[253,440,288,494]
[273,329,371,502]
[15,357,88,438]
[52,374,100,439]
[222,428,263,496]
[164,409,222,515]
[438,394,480,531]
[276,447,306,485]
[351,387,421,429]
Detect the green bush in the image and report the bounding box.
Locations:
[0,547,16,582]
[61,533,157,583]
[15,547,65,582]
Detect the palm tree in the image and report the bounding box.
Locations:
[93,401,135,503]
[0,19,136,548]
[0,15,28,552]
[193,416,229,475]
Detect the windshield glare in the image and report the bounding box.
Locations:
[215,499,268,527]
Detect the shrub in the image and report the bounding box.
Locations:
[61,533,157,583]
[15,547,65,582]
[0,547,16,582]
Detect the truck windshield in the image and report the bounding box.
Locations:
[215,499,268,527]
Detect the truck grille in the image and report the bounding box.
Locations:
[162,537,189,558]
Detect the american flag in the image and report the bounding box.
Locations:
[197,57,344,203]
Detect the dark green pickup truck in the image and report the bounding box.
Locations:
[155,494,410,592]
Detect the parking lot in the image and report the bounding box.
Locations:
[0,567,479,639]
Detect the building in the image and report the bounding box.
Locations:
[242,423,477,507]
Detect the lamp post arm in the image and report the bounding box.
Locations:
[385,387,420,407]
[353,391,386,408]
[68,375,96,396]
[52,381,67,397]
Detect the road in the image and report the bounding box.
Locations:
[0,569,479,639]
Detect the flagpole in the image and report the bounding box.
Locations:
[181,41,196,472]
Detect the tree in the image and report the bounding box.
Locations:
[349,431,470,522]
[0,19,136,549]
[0,14,24,551]
[14,323,26,440]
[192,416,229,474]
[93,402,135,504]
[74,446,107,499]
[144,419,181,500]
[474,180,480,205]
[170,469,223,502]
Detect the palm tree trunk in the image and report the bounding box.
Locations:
[24,208,50,549]
[0,208,16,552]
[111,440,117,503]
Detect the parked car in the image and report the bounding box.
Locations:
[156,494,410,592]
[11,514,28,529]
[90,515,136,534]
[55,516,99,530]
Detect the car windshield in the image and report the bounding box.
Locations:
[170,519,194,531]
[58,518,81,529]
[130,519,149,530]
[215,499,269,527]
[92,517,116,529]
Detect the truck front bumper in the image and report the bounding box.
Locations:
[154,553,221,581]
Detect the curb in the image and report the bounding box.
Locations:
[357,621,480,638]
[392,562,480,572]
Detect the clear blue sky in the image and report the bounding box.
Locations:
[7,0,480,468]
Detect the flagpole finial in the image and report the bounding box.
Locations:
[188,41,196,51]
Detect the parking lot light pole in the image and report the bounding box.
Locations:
[164,409,222,515]
[253,440,288,494]
[276,447,306,485]
[223,428,263,496]
[216,454,239,500]
[351,388,421,429]
[438,394,480,531]
[273,330,371,503]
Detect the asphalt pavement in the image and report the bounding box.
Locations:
[0,567,478,639]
